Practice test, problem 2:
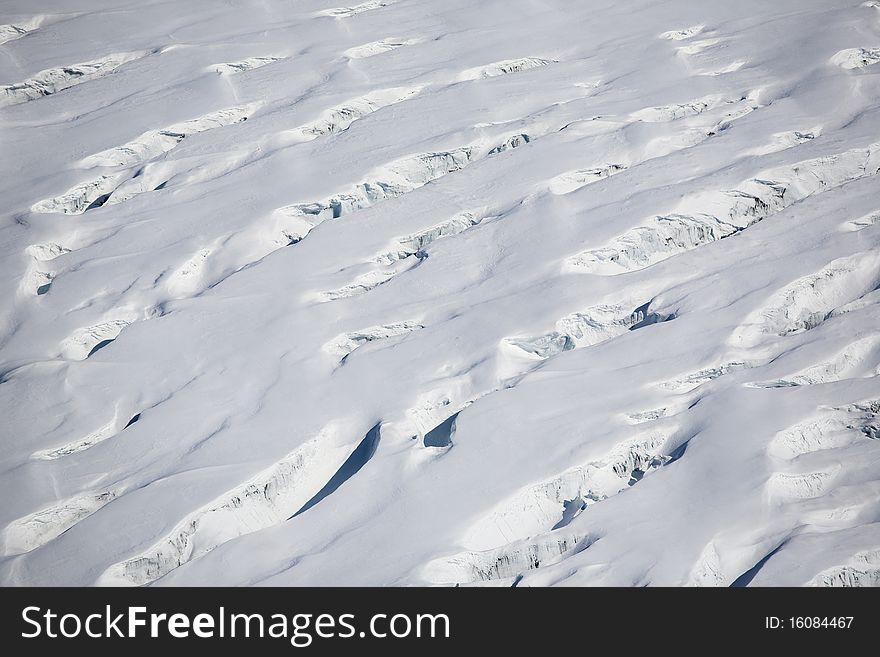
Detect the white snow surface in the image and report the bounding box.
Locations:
[1,0,879,587]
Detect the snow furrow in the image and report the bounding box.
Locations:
[319,211,485,301]
[630,94,727,122]
[831,48,880,69]
[0,16,44,44]
[548,164,627,195]
[81,105,256,168]
[501,301,672,363]
[746,335,880,388]
[808,550,880,586]
[100,427,367,585]
[676,38,725,56]
[26,242,72,261]
[30,174,125,215]
[317,261,418,302]
[2,491,117,556]
[276,134,528,244]
[423,532,591,585]
[746,130,818,156]
[318,1,391,18]
[4,0,880,590]
[213,56,284,74]
[376,211,483,265]
[1,51,147,107]
[33,412,143,460]
[734,251,880,345]
[566,142,880,275]
[324,321,423,361]
[658,361,752,392]
[274,147,474,242]
[60,318,134,360]
[459,57,556,81]
[345,38,418,59]
[283,86,421,143]
[659,25,705,41]
[767,468,839,501]
[844,209,880,232]
[461,428,680,552]
[768,400,878,460]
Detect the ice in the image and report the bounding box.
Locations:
[1,0,879,588]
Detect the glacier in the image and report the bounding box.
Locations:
[0,0,879,587]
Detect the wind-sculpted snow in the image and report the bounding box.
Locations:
[502,300,671,361]
[549,164,627,195]
[659,25,704,41]
[423,532,591,585]
[734,252,880,344]
[808,549,880,587]
[82,106,256,168]
[318,2,391,19]
[745,528,880,586]
[345,38,419,59]
[320,211,484,300]
[461,428,681,552]
[33,411,141,460]
[273,147,475,245]
[2,0,880,588]
[213,57,284,74]
[659,361,753,392]
[459,57,557,81]
[746,130,818,156]
[630,94,725,122]
[30,106,257,213]
[1,51,148,107]
[0,16,44,44]
[30,174,124,215]
[675,38,724,56]
[376,211,483,265]
[101,426,372,585]
[275,134,528,245]
[318,261,417,301]
[747,335,880,388]
[767,400,879,460]
[832,48,880,70]
[325,321,423,361]
[3,491,117,556]
[845,209,880,232]
[60,318,134,360]
[566,142,880,274]
[285,87,422,142]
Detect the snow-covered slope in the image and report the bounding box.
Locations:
[1,0,879,587]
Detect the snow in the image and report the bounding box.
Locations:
[0,0,878,588]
